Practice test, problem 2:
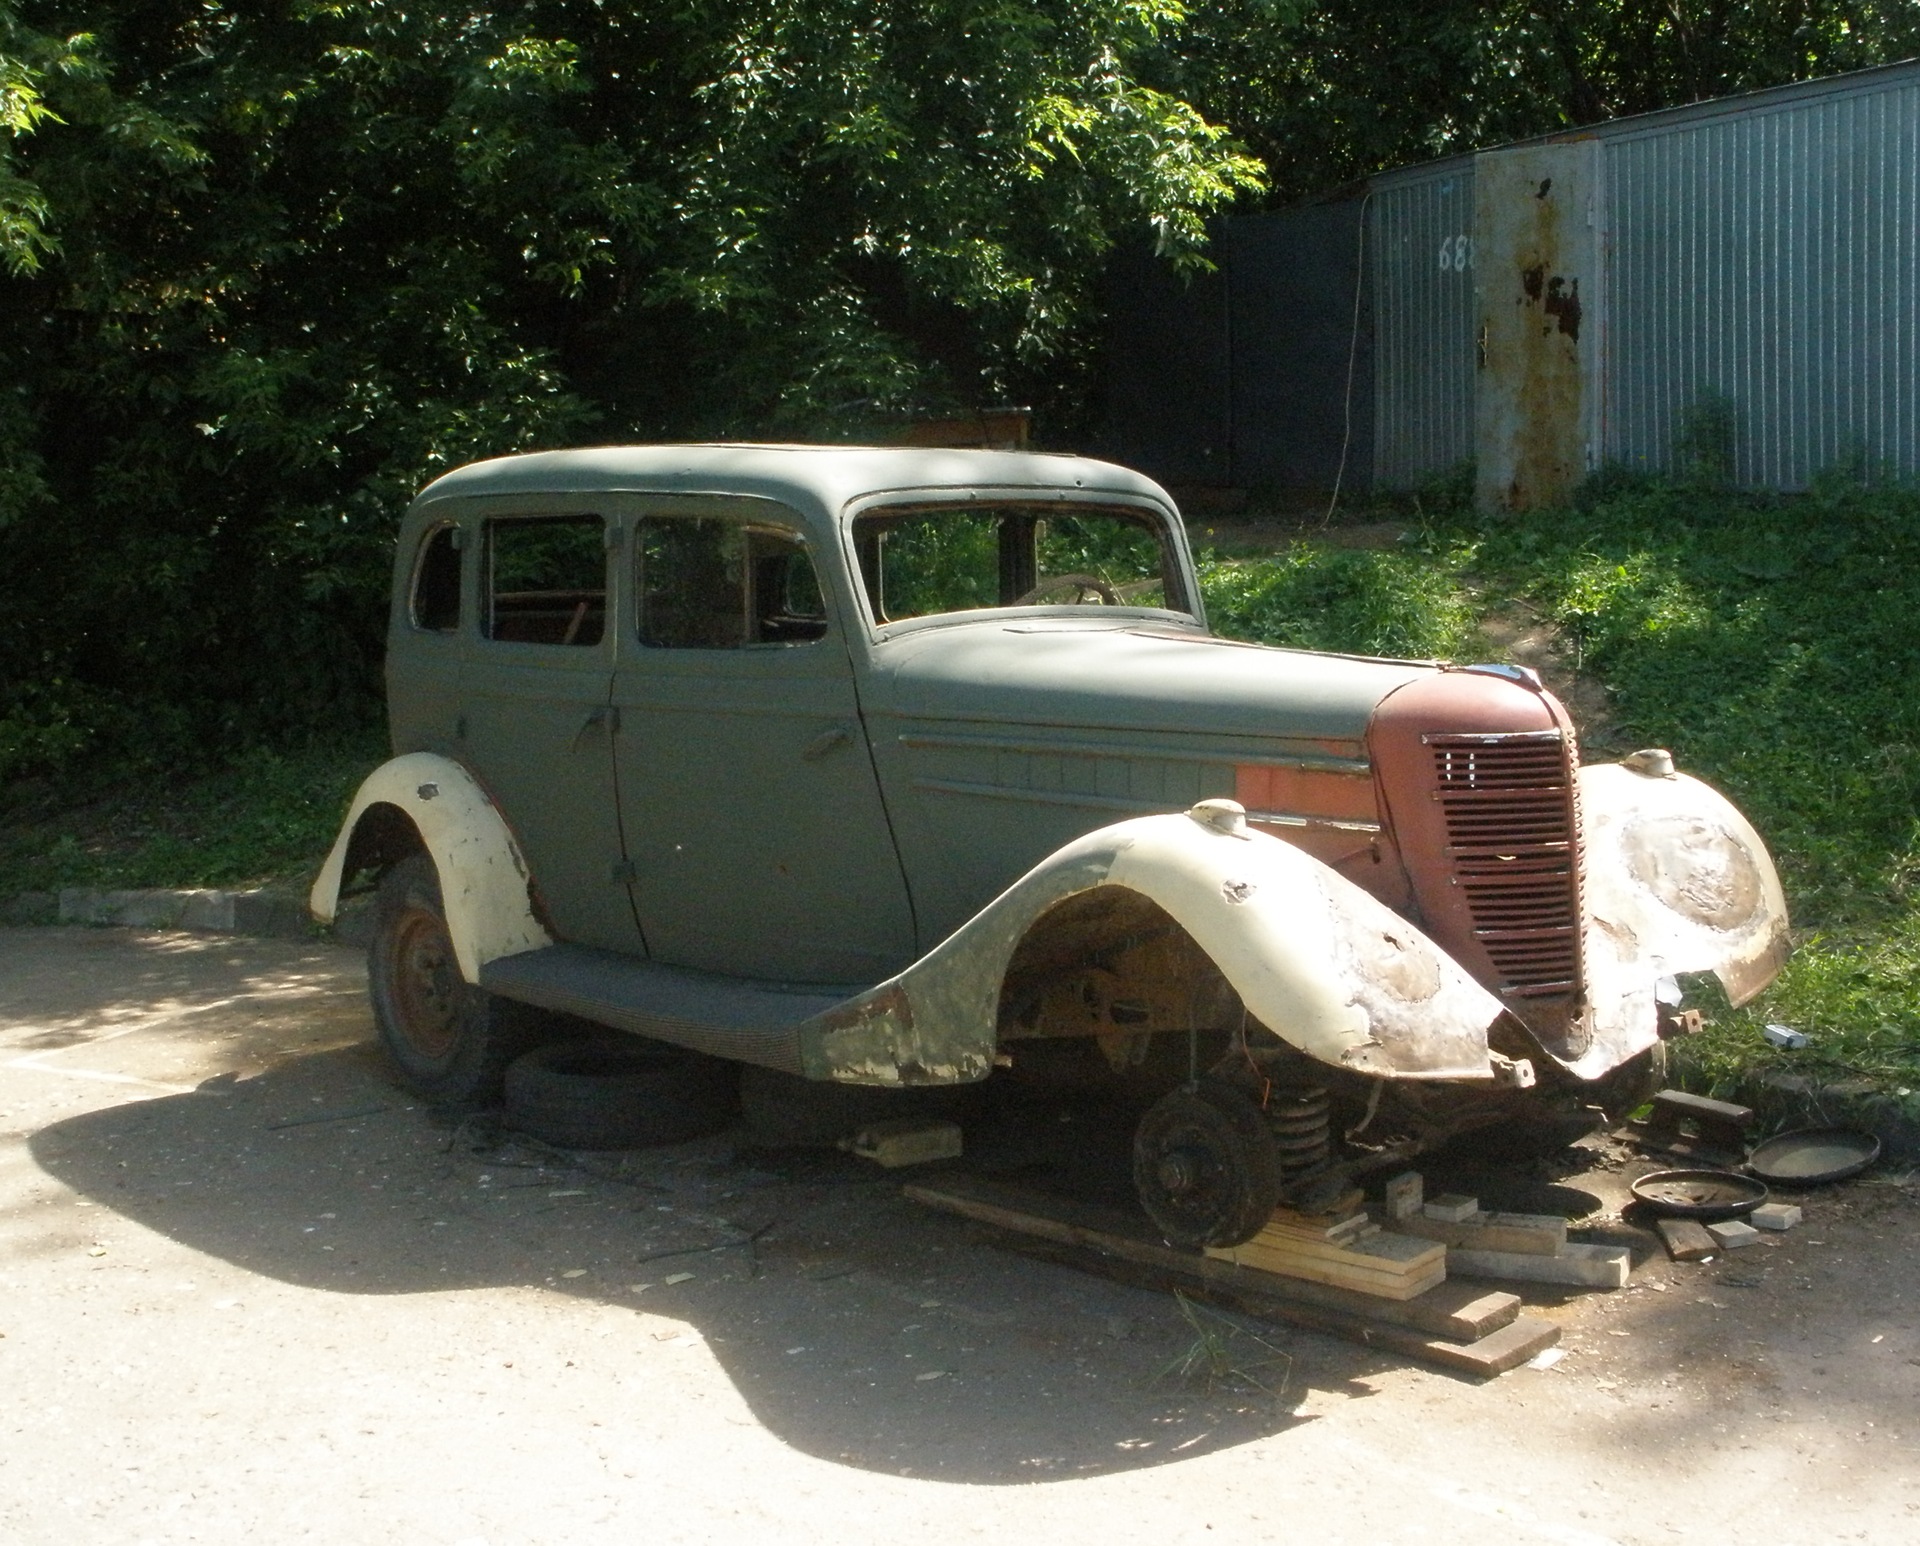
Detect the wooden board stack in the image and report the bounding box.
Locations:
[1204,1207,1446,1301]
[904,1174,1561,1378]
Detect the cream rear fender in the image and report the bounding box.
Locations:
[1577,759,1791,1079]
[308,752,552,983]
[798,802,1516,1088]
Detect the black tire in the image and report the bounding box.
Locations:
[1132,1078,1284,1248]
[368,853,554,1107]
[503,1039,740,1150]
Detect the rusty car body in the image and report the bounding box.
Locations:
[313,444,1788,1245]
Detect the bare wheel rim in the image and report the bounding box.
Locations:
[389,906,462,1060]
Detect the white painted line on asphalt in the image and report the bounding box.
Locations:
[0,1056,196,1095]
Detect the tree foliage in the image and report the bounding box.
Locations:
[1156,2,1920,202]
[4,1,1918,782]
[0,1,1260,780]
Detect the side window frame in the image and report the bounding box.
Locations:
[408,519,465,634]
[632,509,831,652]
[480,511,613,649]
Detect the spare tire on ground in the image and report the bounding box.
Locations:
[502,1038,740,1150]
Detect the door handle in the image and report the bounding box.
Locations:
[801,725,854,762]
[571,704,620,751]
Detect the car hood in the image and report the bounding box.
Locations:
[859,617,1437,755]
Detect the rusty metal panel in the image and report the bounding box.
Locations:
[1473,141,1605,511]
[1369,164,1477,488]
[1604,68,1920,486]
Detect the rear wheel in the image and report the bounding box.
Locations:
[1132,1079,1283,1248]
[368,854,551,1106]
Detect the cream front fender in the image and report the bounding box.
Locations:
[308,752,552,983]
[1578,760,1791,1078]
[799,804,1511,1087]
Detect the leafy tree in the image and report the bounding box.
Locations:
[0,1,1261,780]
[1162,1,1920,202]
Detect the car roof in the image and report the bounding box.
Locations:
[412,443,1175,524]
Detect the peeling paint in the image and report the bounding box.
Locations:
[308,752,552,981]
[801,810,1508,1087]
[1575,761,1790,1080]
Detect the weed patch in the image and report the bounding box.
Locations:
[0,729,385,896]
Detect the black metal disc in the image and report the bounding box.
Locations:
[1131,1079,1283,1249]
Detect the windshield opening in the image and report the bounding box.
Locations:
[852,503,1183,624]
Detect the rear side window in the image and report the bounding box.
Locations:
[636,516,827,649]
[485,516,606,646]
[410,523,462,632]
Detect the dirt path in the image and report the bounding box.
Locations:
[3,927,1916,1545]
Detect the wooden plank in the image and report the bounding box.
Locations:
[903,1176,1522,1341]
[1214,1224,1443,1274]
[1650,1089,1754,1128]
[1244,1221,1443,1267]
[1397,1210,1567,1257]
[1214,1250,1446,1301]
[1412,1315,1561,1378]
[954,1225,1555,1379]
[1655,1217,1719,1261]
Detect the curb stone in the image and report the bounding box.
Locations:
[2,886,375,948]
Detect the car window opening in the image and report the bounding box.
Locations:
[852,504,1177,624]
[410,523,462,633]
[484,515,608,646]
[636,516,828,649]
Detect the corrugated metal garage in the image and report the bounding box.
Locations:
[1104,59,1920,505]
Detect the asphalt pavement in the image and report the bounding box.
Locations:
[2,926,1916,1545]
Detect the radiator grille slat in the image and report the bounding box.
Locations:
[1428,734,1582,991]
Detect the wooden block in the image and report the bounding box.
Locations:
[1651,1089,1755,1129]
[1398,1210,1567,1257]
[1424,1193,1479,1223]
[1618,1124,1745,1169]
[1263,1206,1371,1242]
[1383,1171,1424,1221]
[1656,1218,1718,1261]
[1750,1202,1802,1231]
[1409,1314,1560,1378]
[1449,1242,1631,1290]
[1707,1219,1761,1250]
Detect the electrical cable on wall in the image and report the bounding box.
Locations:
[1322,189,1373,527]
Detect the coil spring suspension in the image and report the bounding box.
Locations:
[1264,1085,1331,1178]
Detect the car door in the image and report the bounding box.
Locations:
[610,496,914,984]
[457,498,642,953]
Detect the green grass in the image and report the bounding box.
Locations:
[1196,537,1479,660]
[0,728,386,897]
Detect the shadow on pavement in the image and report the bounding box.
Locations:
[28,1044,1379,1484]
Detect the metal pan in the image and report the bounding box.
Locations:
[1630,1168,1769,1221]
[1746,1127,1881,1186]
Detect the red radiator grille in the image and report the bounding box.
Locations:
[1429,732,1582,993]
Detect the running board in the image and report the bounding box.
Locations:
[479,945,867,1076]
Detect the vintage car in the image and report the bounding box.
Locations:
[311,444,1789,1246]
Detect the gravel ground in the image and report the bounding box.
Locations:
[3,926,1917,1546]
